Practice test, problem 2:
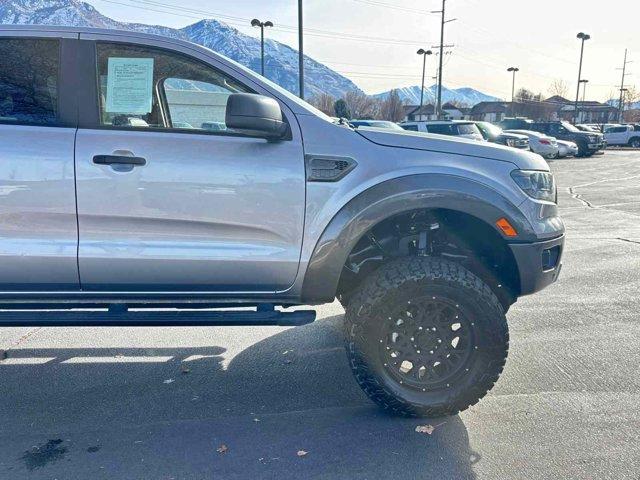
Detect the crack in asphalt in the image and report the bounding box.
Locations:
[616,237,640,245]
[0,327,42,360]
[568,172,640,212]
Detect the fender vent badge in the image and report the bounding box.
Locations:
[306,155,357,182]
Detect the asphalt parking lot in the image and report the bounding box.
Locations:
[1,150,639,480]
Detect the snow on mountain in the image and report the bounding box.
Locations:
[0,0,361,99]
[375,85,502,106]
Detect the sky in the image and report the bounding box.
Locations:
[87,0,639,101]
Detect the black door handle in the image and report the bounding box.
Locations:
[93,154,147,166]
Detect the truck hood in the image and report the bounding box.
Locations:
[356,128,549,171]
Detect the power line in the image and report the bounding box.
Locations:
[349,0,434,15]
[96,0,436,46]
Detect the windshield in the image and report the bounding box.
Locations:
[457,123,481,135]
[561,121,580,132]
[479,122,503,137]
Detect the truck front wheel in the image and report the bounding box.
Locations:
[344,256,509,417]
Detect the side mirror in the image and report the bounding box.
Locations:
[225,93,288,139]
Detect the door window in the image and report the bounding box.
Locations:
[0,38,59,125]
[96,43,250,133]
[426,124,455,135]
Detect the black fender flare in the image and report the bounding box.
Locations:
[301,173,535,303]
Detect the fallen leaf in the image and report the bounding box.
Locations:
[216,444,228,454]
[181,365,191,374]
[415,422,446,435]
[163,379,175,384]
[415,425,435,435]
[297,450,308,457]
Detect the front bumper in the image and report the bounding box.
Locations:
[587,142,605,151]
[509,234,565,296]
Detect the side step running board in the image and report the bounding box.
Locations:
[0,305,316,327]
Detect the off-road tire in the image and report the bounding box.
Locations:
[344,256,509,417]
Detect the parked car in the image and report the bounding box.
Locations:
[201,121,227,131]
[0,26,564,417]
[350,120,404,131]
[400,120,484,141]
[497,117,534,130]
[556,140,579,158]
[530,121,604,157]
[576,124,600,132]
[604,124,640,148]
[505,130,560,159]
[474,121,530,149]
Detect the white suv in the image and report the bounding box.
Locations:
[400,120,484,141]
[604,124,640,148]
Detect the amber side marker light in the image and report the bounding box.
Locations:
[496,218,518,237]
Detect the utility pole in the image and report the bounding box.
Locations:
[298,0,304,99]
[617,48,632,122]
[431,0,456,119]
[574,32,590,124]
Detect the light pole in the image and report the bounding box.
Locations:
[580,79,589,101]
[298,0,304,99]
[574,32,591,124]
[507,67,519,117]
[578,79,589,122]
[507,67,519,102]
[417,49,433,114]
[251,19,274,76]
[620,87,629,122]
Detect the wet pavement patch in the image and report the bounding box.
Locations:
[21,439,68,471]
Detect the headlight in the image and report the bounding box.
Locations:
[510,170,557,202]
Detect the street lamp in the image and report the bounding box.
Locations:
[417,49,433,114]
[574,32,591,123]
[579,79,589,101]
[620,87,629,122]
[251,19,274,76]
[507,67,519,103]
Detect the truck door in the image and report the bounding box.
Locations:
[74,36,305,292]
[0,34,79,291]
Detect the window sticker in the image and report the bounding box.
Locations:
[105,58,154,114]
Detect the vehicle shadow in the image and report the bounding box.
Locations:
[0,314,480,479]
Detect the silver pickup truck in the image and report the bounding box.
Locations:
[0,25,564,417]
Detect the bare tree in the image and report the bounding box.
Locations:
[445,99,471,109]
[308,93,336,116]
[622,85,640,122]
[344,90,380,120]
[514,88,556,120]
[379,89,405,122]
[548,79,569,98]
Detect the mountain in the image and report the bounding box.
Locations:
[0,0,361,99]
[374,85,502,106]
